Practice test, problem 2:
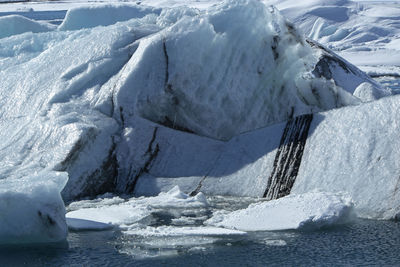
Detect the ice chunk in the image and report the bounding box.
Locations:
[58,4,160,31]
[0,171,68,244]
[353,82,385,102]
[66,218,114,231]
[206,191,354,231]
[0,15,54,39]
[66,186,208,226]
[123,226,246,237]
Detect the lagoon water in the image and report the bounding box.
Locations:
[1,219,400,266]
[1,196,400,266]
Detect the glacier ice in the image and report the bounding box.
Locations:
[0,171,67,244]
[0,14,55,39]
[205,191,354,231]
[0,0,398,244]
[66,186,208,228]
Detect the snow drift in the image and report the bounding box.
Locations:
[0,0,397,244]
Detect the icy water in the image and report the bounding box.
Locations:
[375,76,400,94]
[1,196,400,266]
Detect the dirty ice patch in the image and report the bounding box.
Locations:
[58,4,161,31]
[206,191,354,231]
[0,171,68,244]
[66,186,208,229]
[0,15,55,39]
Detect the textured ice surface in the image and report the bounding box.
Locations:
[206,191,354,231]
[293,94,400,219]
[0,0,398,245]
[0,15,55,39]
[114,0,385,140]
[66,186,208,226]
[0,171,67,244]
[59,4,161,31]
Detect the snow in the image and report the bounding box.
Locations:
[205,191,354,231]
[269,0,400,76]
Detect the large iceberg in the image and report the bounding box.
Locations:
[0,0,397,243]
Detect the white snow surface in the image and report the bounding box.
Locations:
[268,0,400,75]
[206,191,354,231]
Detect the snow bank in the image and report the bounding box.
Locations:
[0,172,67,244]
[0,15,54,39]
[206,191,353,231]
[58,4,161,31]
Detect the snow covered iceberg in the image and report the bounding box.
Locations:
[0,0,396,244]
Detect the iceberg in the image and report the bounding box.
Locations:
[0,171,67,244]
[0,0,397,244]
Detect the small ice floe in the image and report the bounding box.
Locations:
[66,186,208,229]
[66,218,114,231]
[206,191,354,231]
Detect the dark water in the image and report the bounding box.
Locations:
[1,219,400,266]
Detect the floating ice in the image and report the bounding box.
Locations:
[66,186,208,227]
[0,15,55,39]
[0,0,397,246]
[0,171,67,244]
[66,218,114,231]
[123,226,246,237]
[206,191,354,231]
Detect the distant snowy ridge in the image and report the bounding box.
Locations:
[267,0,400,74]
[0,0,397,244]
